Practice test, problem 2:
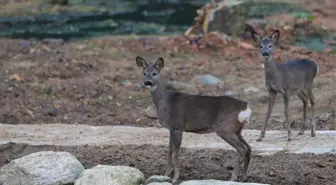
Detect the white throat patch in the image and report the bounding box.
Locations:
[147,85,157,92]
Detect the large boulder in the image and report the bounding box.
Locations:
[180,180,270,185]
[0,151,84,185]
[74,165,145,185]
[185,0,306,37]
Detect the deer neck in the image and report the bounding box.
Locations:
[264,55,283,91]
[149,80,168,109]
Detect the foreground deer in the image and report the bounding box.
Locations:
[251,30,319,141]
[135,56,252,183]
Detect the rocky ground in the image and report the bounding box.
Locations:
[0,0,335,185]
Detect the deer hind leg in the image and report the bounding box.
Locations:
[170,130,183,184]
[164,131,174,177]
[283,92,293,141]
[237,133,251,182]
[216,129,247,181]
[297,91,309,135]
[307,89,316,137]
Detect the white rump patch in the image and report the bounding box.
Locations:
[238,104,252,124]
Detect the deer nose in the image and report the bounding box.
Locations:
[262,52,269,56]
[144,81,153,86]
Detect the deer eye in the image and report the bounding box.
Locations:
[143,72,146,76]
[268,45,272,48]
[260,46,263,49]
[152,72,157,76]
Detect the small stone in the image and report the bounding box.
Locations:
[145,175,172,184]
[244,86,260,93]
[47,108,59,117]
[192,74,222,86]
[147,183,172,185]
[43,39,64,45]
[318,112,332,122]
[145,105,158,119]
[121,80,132,86]
[224,91,233,96]
[19,40,31,48]
[267,171,276,177]
[180,179,270,185]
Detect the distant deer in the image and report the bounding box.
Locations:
[135,56,252,184]
[251,29,319,141]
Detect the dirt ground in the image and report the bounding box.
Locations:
[0,31,335,130]
[0,1,336,185]
[0,143,335,185]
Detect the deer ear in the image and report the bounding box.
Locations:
[251,30,262,43]
[136,56,148,69]
[154,57,164,71]
[270,29,280,44]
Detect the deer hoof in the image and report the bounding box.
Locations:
[311,131,316,137]
[172,179,178,185]
[230,176,238,182]
[298,131,304,135]
[242,175,248,182]
[256,136,263,142]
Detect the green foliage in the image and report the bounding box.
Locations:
[292,11,316,20]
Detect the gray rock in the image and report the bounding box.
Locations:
[121,80,133,86]
[318,112,332,122]
[145,105,158,119]
[0,151,84,185]
[166,81,195,91]
[74,165,145,185]
[180,180,270,185]
[244,86,260,93]
[193,74,222,86]
[145,175,172,184]
[224,91,234,96]
[147,183,172,185]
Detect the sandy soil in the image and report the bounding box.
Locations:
[1,124,336,154]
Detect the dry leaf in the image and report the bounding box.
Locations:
[238,41,255,50]
[12,73,23,81]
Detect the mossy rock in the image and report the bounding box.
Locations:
[205,0,305,37]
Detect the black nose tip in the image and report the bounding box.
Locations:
[262,52,269,56]
[144,81,153,86]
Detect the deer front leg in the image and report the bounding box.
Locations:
[257,90,276,141]
[171,130,183,184]
[164,131,173,177]
[297,92,308,135]
[283,93,292,141]
[308,90,316,137]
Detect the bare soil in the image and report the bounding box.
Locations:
[0,1,335,185]
[0,32,335,130]
[0,143,335,185]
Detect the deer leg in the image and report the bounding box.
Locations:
[171,130,183,184]
[283,93,292,141]
[308,90,316,137]
[257,90,276,141]
[216,130,247,181]
[164,131,174,177]
[297,92,308,135]
[237,133,251,182]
